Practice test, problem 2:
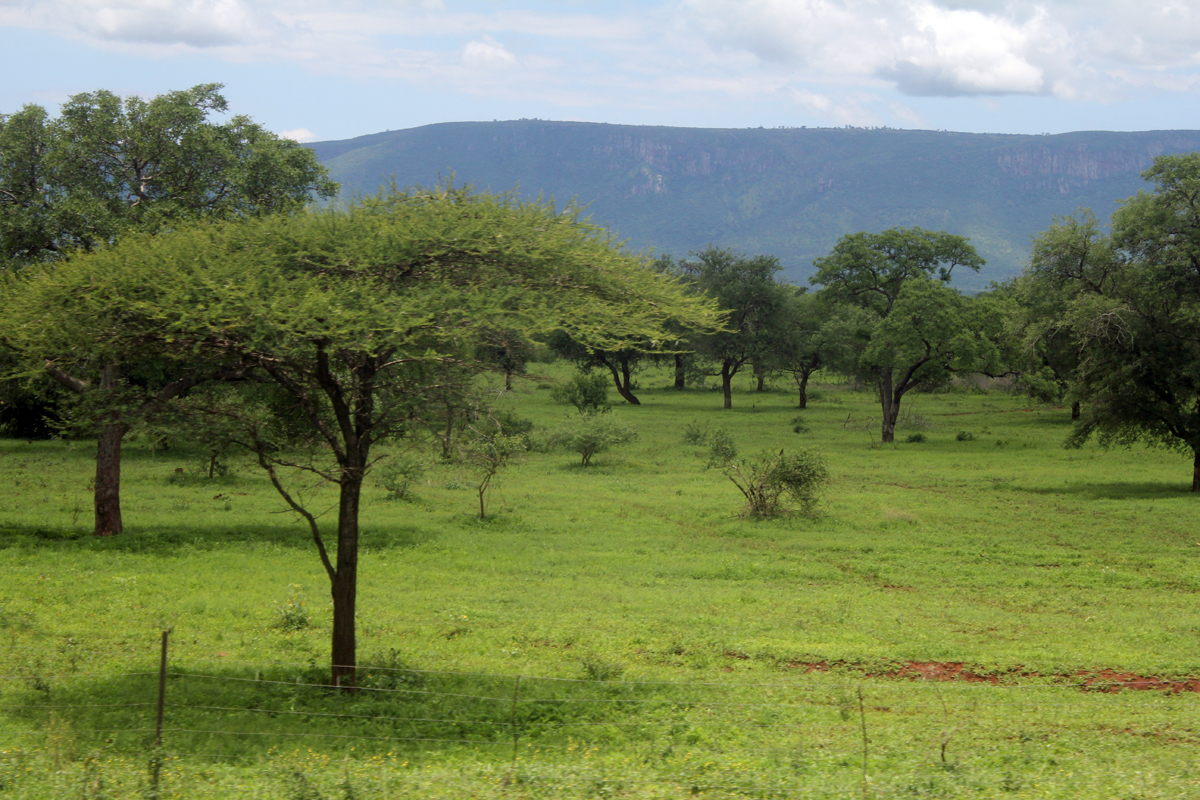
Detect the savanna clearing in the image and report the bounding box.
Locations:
[1,367,1198,799]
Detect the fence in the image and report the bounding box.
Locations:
[2,632,1199,798]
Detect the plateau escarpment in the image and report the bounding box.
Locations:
[310,122,1200,290]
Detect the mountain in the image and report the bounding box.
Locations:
[308,121,1200,291]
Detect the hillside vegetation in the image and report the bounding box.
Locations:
[309,122,1200,289]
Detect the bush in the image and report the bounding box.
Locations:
[373,451,426,500]
[549,371,614,417]
[722,447,829,518]
[956,430,975,441]
[551,414,638,466]
[550,371,611,415]
[682,420,709,445]
[905,433,927,443]
[705,428,738,469]
[791,415,809,434]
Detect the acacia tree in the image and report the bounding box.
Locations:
[812,228,986,442]
[1053,154,1200,490]
[1015,212,1120,420]
[0,84,336,535]
[679,247,789,409]
[15,186,722,686]
[770,289,835,409]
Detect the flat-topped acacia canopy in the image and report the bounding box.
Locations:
[8,184,724,686]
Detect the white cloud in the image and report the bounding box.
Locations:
[2,0,1198,135]
[278,127,317,142]
[462,35,516,68]
[881,5,1055,96]
[67,0,268,47]
[681,0,1200,100]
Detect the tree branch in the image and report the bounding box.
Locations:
[254,442,337,584]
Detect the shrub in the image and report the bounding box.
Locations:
[791,415,809,434]
[551,414,638,466]
[722,448,829,518]
[461,425,526,519]
[491,410,534,437]
[373,451,426,500]
[580,656,625,682]
[705,428,738,469]
[956,430,975,441]
[550,370,611,415]
[682,420,709,445]
[905,433,927,443]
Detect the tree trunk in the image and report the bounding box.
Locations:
[1071,400,1081,420]
[721,361,734,409]
[440,400,455,460]
[602,355,640,405]
[754,361,765,392]
[330,473,362,689]
[797,374,809,409]
[878,370,898,443]
[1193,450,1199,492]
[674,354,685,390]
[93,420,129,536]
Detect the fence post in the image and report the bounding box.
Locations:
[510,675,523,767]
[149,630,169,800]
[857,685,870,800]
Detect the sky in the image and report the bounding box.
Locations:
[1,0,1198,143]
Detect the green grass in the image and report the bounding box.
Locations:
[2,367,1199,798]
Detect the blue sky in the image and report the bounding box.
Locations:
[2,0,1198,143]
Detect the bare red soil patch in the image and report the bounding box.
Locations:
[779,659,1200,693]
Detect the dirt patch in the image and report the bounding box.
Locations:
[778,659,1200,693]
[1075,669,1200,694]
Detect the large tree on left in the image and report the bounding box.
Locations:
[8,186,722,686]
[0,84,337,535]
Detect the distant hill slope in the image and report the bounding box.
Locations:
[309,121,1200,291]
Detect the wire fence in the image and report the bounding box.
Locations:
[3,634,1199,797]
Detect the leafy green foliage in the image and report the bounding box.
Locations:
[813,227,991,442]
[3,181,722,681]
[550,370,611,415]
[0,83,337,262]
[372,451,426,501]
[0,84,338,537]
[681,419,709,445]
[461,418,527,519]
[676,247,788,409]
[550,414,638,466]
[705,427,738,468]
[1046,154,1200,489]
[719,446,829,517]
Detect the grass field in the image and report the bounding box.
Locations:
[2,367,1199,798]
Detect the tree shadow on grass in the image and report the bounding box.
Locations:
[1,659,685,763]
[0,521,437,555]
[1013,482,1193,501]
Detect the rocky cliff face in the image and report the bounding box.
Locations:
[993,133,1200,194]
[312,122,1200,285]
